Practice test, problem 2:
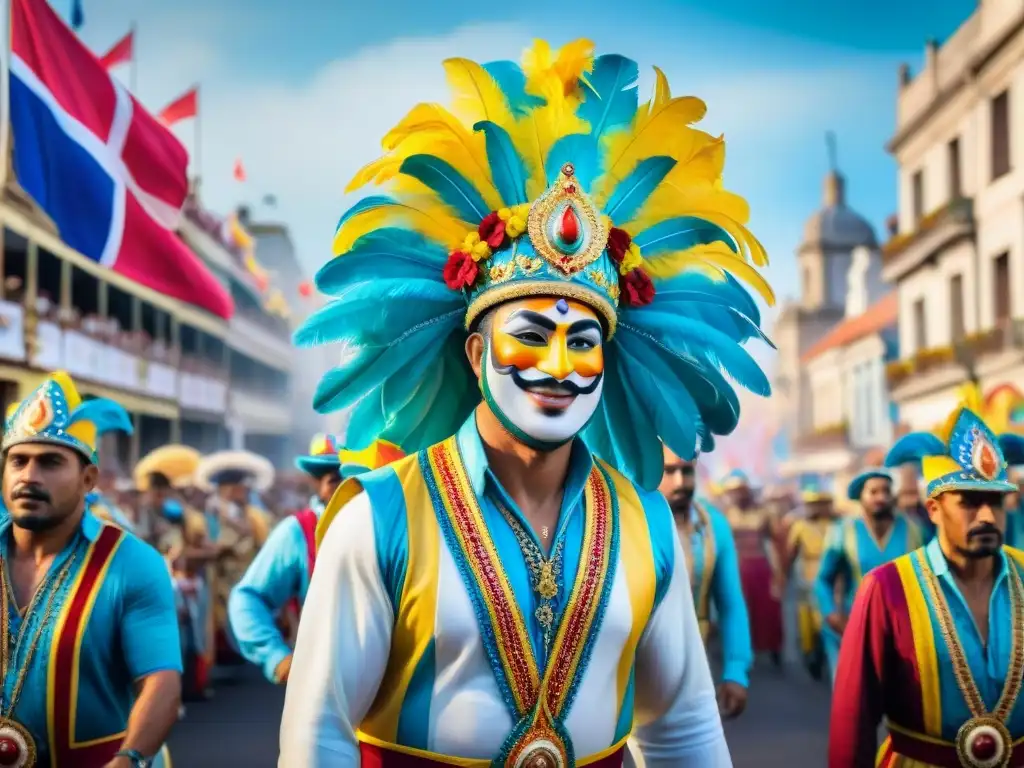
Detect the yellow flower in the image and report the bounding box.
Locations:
[506,216,526,239]
[471,242,492,262]
[463,232,481,250]
[601,215,614,232]
[619,242,643,275]
[514,204,531,220]
[497,207,512,221]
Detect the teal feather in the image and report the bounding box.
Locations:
[380,334,462,428]
[293,279,460,347]
[482,61,545,117]
[656,272,761,325]
[546,134,601,188]
[335,195,395,232]
[576,54,639,140]
[884,432,947,467]
[393,348,477,449]
[344,389,386,450]
[633,216,737,256]
[312,312,461,414]
[382,348,451,438]
[619,312,770,397]
[474,120,529,205]
[68,398,133,436]
[399,155,490,223]
[603,156,676,223]
[644,289,772,348]
[999,434,1024,466]
[316,229,448,295]
[590,346,657,486]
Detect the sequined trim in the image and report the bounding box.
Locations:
[464,280,618,337]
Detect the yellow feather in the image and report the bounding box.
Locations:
[333,196,468,256]
[521,40,554,95]
[647,66,671,115]
[643,242,775,305]
[443,58,514,129]
[602,96,708,180]
[551,38,595,95]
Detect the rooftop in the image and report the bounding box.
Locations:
[801,292,898,363]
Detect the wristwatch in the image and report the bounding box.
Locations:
[115,749,152,768]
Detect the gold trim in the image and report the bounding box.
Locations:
[465,280,618,338]
[526,165,608,277]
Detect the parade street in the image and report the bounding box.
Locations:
[168,657,832,767]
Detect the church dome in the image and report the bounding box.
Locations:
[801,171,877,250]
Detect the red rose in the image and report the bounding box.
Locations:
[606,227,632,265]
[443,250,479,290]
[478,211,507,249]
[621,268,655,307]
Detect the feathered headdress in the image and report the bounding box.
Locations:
[295,39,775,489]
[886,383,1017,498]
[3,371,132,463]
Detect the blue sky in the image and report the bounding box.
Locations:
[66,0,975,306]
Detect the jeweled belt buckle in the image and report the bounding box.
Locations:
[513,738,565,768]
[0,716,38,767]
[956,716,1012,768]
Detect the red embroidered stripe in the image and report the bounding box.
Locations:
[51,525,124,767]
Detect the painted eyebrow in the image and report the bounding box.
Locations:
[567,319,602,336]
[505,310,557,331]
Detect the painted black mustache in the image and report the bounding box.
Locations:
[509,369,603,396]
[13,485,51,503]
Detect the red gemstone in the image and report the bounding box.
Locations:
[558,207,580,244]
[564,184,576,194]
[979,443,998,477]
[0,737,21,766]
[970,732,998,760]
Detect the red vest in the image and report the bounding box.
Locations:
[285,509,318,617]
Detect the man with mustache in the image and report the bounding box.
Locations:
[814,468,922,685]
[830,385,1024,767]
[280,38,776,768]
[659,450,751,719]
[0,372,182,768]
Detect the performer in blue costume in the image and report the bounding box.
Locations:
[280,38,776,767]
[229,436,405,684]
[83,405,135,533]
[659,447,751,719]
[815,467,922,685]
[831,383,1024,767]
[0,371,181,768]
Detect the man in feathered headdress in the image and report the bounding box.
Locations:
[782,478,838,681]
[281,39,775,767]
[229,435,405,684]
[814,467,922,685]
[830,386,1024,767]
[719,469,785,666]
[0,372,181,768]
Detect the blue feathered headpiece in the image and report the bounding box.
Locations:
[885,384,1015,498]
[295,40,776,489]
[3,371,132,464]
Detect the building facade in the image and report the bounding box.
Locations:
[883,0,1024,431]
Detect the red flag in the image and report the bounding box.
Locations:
[98,30,133,70]
[9,0,233,319]
[233,157,246,182]
[158,87,197,127]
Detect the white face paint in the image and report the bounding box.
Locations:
[482,297,605,447]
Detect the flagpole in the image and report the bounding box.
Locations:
[0,0,12,193]
[194,84,201,188]
[129,21,137,94]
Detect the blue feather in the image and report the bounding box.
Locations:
[657,271,761,325]
[294,279,460,348]
[68,398,133,436]
[546,134,601,188]
[577,54,639,139]
[399,155,489,223]
[999,434,1024,466]
[394,346,477,449]
[482,61,545,117]
[633,216,737,256]
[473,121,529,205]
[335,195,395,232]
[884,432,947,467]
[313,314,461,414]
[603,156,676,223]
[316,229,448,295]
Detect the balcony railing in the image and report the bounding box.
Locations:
[881,198,975,282]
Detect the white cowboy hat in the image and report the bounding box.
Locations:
[193,450,275,493]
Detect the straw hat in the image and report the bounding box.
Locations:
[134,445,203,491]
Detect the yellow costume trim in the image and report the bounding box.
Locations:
[895,554,942,737]
[356,732,631,766]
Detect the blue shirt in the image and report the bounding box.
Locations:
[228,496,325,682]
[687,500,752,687]
[1,507,182,765]
[815,514,922,617]
[1006,506,1024,549]
[914,539,1024,739]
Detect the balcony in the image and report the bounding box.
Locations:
[227,311,294,372]
[228,386,291,434]
[794,422,850,452]
[881,198,974,283]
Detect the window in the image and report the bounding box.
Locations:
[950,274,965,342]
[911,170,925,225]
[913,298,927,350]
[994,252,1011,324]
[948,137,962,198]
[992,90,1011,180]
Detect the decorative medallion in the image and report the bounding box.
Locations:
[14,390,54,439]
[0,717,37,768]
[956,716,1011,768]
[511,722,567,768]
[527,163,608,277]
[972,436,1000,481]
